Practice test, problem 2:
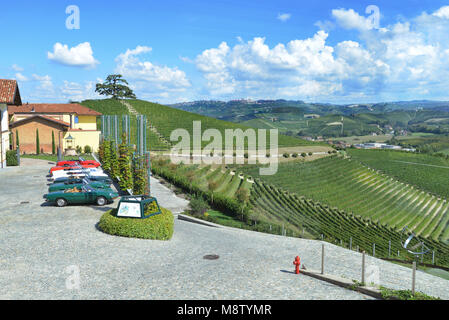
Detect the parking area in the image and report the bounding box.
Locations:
[0,159,447,300]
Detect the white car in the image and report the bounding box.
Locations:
[51,168,107,181]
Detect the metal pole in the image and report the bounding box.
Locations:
[16,147,20,166]
[412,261,416,295]
[321,244,325,275]
[349,237,352,250]
[373,243,376,257]
[432,251,435,265]
[114,116,118,148]
[361,251,366,285]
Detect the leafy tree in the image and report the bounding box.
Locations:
[109,141,120,178]
[95,74,136,99]
[208,180,219,203]
[16,130,19,148]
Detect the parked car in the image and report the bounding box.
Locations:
[51,168,107,181]
[48,178,112,193]
[44,185,119,207]
[50,163,100,174]
[56,160,101,167]
[53,175,113,185]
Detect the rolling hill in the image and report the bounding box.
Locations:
[81,99,320,151]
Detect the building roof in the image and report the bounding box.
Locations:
[0,79,22,105]
[8,103,102,116]
[9,115,70,128]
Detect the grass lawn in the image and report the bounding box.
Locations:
[22,154,95,162]
[388,260,449,280]
[206,210,247,229]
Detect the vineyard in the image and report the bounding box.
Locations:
[238,156,449,243]
[81,99,318,151]
[347,149,449,198]
[151,157,449,267]
[250,180,449,266]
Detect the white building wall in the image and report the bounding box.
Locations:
[0,104,9,168]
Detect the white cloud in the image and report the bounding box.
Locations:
[15,73,29,82]
[277,13,291,22]
[60,80,99,101]
[12,64,24,72]
[332,8,375,31]
[433,6,449,19]
[47,42,99,68]
[193,5,449,102]
[194,31,369,99]
[115,46,191,103]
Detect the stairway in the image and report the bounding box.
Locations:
[120,100,172,148]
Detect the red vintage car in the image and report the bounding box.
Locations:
[50,163,100,174]
[50,159,101,174]
[56,160,101,167]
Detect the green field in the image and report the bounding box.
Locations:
[238,156,449,242]
[347,149,449,198]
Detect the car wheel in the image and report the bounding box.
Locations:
[56,198,67,207]
[96,196,107,206]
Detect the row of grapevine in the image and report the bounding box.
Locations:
[249,180,449,267]
[239,155,449,242]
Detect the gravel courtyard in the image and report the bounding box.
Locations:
[0,159,448,300]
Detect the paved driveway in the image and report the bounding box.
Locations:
[0,159,447,300]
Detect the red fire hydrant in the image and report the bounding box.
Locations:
[293,256,301,274]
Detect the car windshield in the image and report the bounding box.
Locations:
[82,185,95,193]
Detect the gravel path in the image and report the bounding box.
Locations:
[0,160,448,300]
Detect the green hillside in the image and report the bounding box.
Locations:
[81,99,319,150]
[238,156,449,242]
[172,100,449,138]
[347,149,449,198]
[151,156,449,267]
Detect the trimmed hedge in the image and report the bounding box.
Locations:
[6,150,18,166]
[98,207,174,240]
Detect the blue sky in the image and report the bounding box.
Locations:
[1,0,449,104]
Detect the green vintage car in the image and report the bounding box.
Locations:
[44,185,119,207]
[48,178,111,193]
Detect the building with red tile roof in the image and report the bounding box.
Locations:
[0,80,22,168]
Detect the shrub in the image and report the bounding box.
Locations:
[36,129,40,155]
[84,145,92,154]
[52,131,56,155]
[133,158,148,195]
[283,153,290,158]
[98,208,174,240]
[76,145,82,154]
[109,141,120,178]
[118,133,133,191]
[301,152,307,157]
[308,152,313,156]
[190,195,209,216]
[292,153,298,158]
[6,150,18,166]
[235,188,249,203]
